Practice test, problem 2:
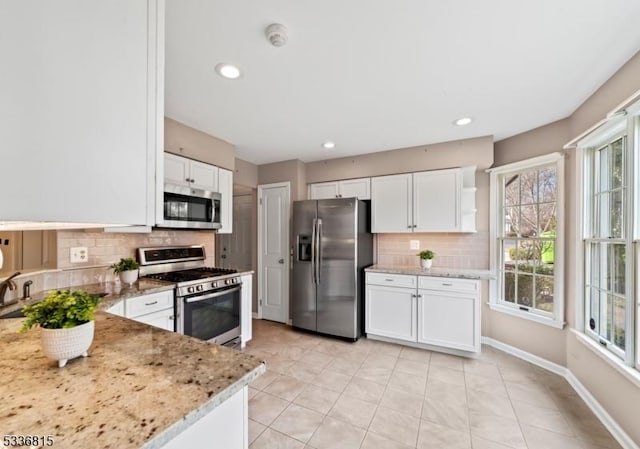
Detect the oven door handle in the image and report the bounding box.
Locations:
[184,285,241,303]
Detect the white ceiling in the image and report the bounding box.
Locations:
[165,1,640,165]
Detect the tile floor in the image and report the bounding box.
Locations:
[243,319,622,449]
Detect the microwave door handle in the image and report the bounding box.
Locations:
[185,285,241,303]
[311,218,317,284]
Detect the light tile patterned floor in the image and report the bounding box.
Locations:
[244,319,621,449]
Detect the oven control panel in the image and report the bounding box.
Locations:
[179,276,241,297]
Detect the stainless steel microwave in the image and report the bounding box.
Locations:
[158,183,221,230]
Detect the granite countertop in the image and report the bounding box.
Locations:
[366,264,495,280]
[0,312,265,449]
[0,279,176,318]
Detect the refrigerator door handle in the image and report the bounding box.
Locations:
[316,218,322,284]
[311,218,317,284]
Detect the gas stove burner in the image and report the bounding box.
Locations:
[146,267,238,283]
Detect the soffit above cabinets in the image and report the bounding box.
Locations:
[165,0,640,165]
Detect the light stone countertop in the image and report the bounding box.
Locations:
[0,312,265,449]
[365,264,495,280]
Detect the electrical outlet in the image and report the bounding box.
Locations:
[70,247,88,263]
[410,240,420,250]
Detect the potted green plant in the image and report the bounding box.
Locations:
[110,257,140,285]
[20,290,101,367]
[417,249,435,269]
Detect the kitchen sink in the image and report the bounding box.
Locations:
[0,292,109,319]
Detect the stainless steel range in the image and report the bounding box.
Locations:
[138,245,242,348]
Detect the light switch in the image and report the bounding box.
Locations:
[410,240,420,250]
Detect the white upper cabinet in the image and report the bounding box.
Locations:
[371,167,476,233]
[0,1,163,226]
[371,174,413,232]
[165,153,218,191]
[218,168,233,234]
[308,178,371,200]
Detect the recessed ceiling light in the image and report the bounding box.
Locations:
[215,63,241,79]
[454,117,473,126]
[322,141,336,149]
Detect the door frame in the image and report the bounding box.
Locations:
[257,181,291,321]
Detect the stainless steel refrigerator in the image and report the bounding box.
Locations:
[292,198,373,340]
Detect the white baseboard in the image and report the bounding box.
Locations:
[481,336,639,449]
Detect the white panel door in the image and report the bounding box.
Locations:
[309,182,339,199]
[413,169,460,232]
[190,160,218,191]
[339,178,371,200]
[370,174,413,232]
[217,168,233,233]
[365,284,417,342]
[417,289,479,352]
[259,184,289,323]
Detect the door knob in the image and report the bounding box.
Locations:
[278,258,285,264]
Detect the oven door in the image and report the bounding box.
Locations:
[179,284,241,344]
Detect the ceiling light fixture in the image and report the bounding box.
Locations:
[215,63,241,79]
[454,117,473,126]
[322,141,336,149]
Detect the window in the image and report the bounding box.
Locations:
[489,153,564,327]
[583,128,633,362]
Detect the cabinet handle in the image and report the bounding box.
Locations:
[417,294,422,298]
[185,178,190,182]
[385,278,394,282]
[169,315,175,320]
[407,225,412,229]
[441,283,452,287]
[145,300,158,306]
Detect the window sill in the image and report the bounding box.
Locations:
[571,329,640,389]
[487,302,566,329]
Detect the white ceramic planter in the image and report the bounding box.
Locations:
[41,320,95,367]
[420,258,433,269]
[119,269,139,285]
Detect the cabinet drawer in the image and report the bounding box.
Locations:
[418,276,479,293]
[366,273,416,288]
[126,290,174,318]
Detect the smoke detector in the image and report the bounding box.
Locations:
[265,23,288,47]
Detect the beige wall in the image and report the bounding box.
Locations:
[164,117,235,170]
[258,159,307,202]
[234,158,259,188]
[490,50,640,443]
[306,136,494,183]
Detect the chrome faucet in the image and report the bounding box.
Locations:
[0,272,21,306]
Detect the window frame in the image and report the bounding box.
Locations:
[488,152,565,328]
[578,117,635,366]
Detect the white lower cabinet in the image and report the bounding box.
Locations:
[132,308,175,332]
[365,273,480,354]
[240,273,253,347]
[365,284,416,342]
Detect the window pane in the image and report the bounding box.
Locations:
[612,295,625,350]
[504,272,515,303]
[597,192,610,238]
[610,190,623,238]
[588,287,599,332]
[520,171,538,205]
[607,244,625,295]
[504,206,519,236]
[520,205,538,237]
[503,239,517,269]
[504,174,519,207]
[535,275,554,313]
[539,203,557,234]
[516,240,536,268]
[516,273,533,307]
[610,137,624,190]
[538,167,556,203]
[598,147,609,193]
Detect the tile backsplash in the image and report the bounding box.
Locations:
[57,229,215,269]
[376,232,489,269]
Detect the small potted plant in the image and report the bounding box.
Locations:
[20,290,101,367]
[110,257,140,285]
[417,250,435,269]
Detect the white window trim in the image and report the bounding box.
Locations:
[577,114,637,367]
[488,152,565,328]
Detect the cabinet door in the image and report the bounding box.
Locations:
[105,301,125,317]
[413,169,460,232]
[309,182,340,199]
[165,153,190,187]
[1,1,161,226]
[240,273,253,346]
[218,168,234,234]
[132,308,175,332]
[125,290,174,318]
[190,160,219,191]
[417,289,479,352]
[365,284,417,342]
[370,174,413,233]
[339,178,371,200]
